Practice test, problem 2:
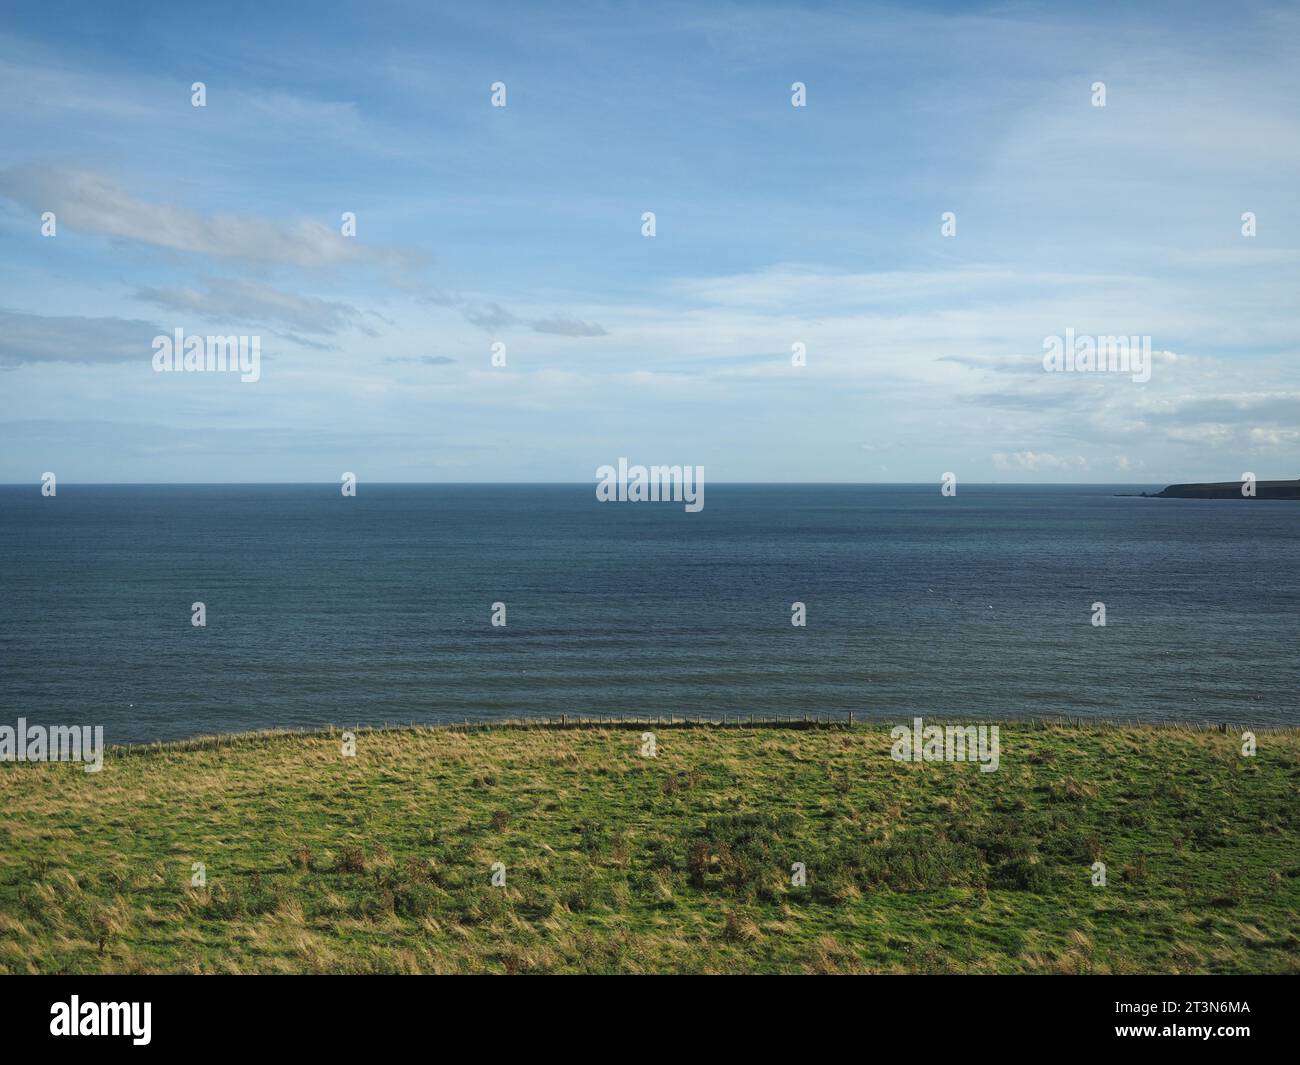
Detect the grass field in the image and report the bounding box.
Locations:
[1,721,1297,974]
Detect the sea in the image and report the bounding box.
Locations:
[1,484,1296,744]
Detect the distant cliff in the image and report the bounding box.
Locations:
[1144,479,1300,500]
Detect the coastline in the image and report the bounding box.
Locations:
[1143,479,1300,500]
[88,715,1300,757]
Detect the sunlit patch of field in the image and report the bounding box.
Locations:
[1,722,1297,974]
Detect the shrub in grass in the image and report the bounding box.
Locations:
[336,846,367,874]
[392,880,439,917]
[850,832,985,892]
[1122,853,1151,884]
[989,857,1051,892]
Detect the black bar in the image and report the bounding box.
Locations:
[0,975,1290,1051]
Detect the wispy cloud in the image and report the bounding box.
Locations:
[0,165,419,273]
[0,309,158,366]
[529,315,608,337]
[135,278,372,336]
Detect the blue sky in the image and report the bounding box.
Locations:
[1,0,1298,482]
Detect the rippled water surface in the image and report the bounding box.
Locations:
[1,484,1296,743]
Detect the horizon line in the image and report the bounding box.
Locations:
[0,479,1192,488]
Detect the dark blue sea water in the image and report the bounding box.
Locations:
[1,484,1296,744]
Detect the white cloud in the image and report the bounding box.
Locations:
[992,451,1089,472]
[0,165,419,272]
[135,279,371,336]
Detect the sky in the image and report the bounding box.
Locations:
[1,0,1298,483]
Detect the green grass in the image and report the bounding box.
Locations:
[1,721,1298,973]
